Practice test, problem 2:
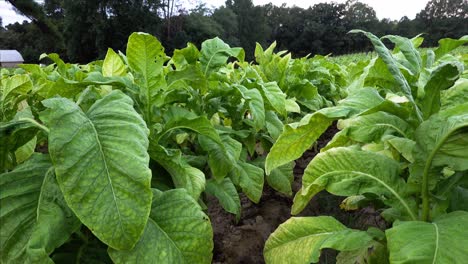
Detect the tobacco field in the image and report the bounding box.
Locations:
[1,31,468,263]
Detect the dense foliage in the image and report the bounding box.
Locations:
[0,32,346,262]
[1,30,467,263]
[1,0,467,62]
[264,32,468,263]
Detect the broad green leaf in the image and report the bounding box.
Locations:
[15,136,37,164]
[449,186,468,212]
[293,148,417,219]
[172,43,200,68]
[126,32,166,123]
[200,37,244,76]
[259,82,287,116]
[339,195,368,211]
[320,129,352,152]
[158,115,221,144]
[39,53,67,75]
[102,48,127,77]
[166,64,206,91]
[265,110,283,140]
[266,89,387,174]
[419,61,462,119]
[434,36,468,61]
[149,145,205,200]
[268,162,294,196]
[0,154,80,263]
[285,98,301,113]
[386,211,468,264]
[252,157,293,196]
[205,178,241,219]
[81,72,135,90]
[411,34,424,48]
[410,104,468,189]
[232,161,264,203]
[265,111,334,175]
[162,105,197,121]
[441,78,468,110]
[429,172,466,217]
[0,119,38,172]
[38,77,86,99]
[285,78,320,102]
[41,90,152,250]
[264,217,374,264]
[425,49,435,68]
[347,57,377,92]
[386,136,416,163]
[127,32,165,79]
[255,41,276,65]
[255,46,290,86]
[26,168,81,263]
[1,74,32,120]
[335,88,389,115]
[199,135,241,181]
[338,111,413,143]
[235,85,265,131]
[364,58,399,92]
[336,240,389,264]
[383,35,422,75]
[109,189,213,264]
[6,106,38,162]
[351,30,421,120]
[351,30,413,98]
[0,74,31,103]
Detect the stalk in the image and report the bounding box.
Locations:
[420,132,450,222]
[19,118,50,134]
[421,165,431,221]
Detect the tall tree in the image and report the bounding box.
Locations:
[212,6,240,46]
[5,0,64,50]
[62,0,162,62]
[344,0,379,53]
[416,0,468,45]
[306,2,347,55]
[229,0,270,58]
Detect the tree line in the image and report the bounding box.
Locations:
[1,0,466,63]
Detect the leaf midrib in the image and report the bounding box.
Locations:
[267,114,331,173]
[265,231,335,253]
[151,218,186,263]
[353,122,409,138]
[421,121,468,220]
[204,49,231,76]
[85,113,125,240]
[431,222,440,264]
[312,170,417,220]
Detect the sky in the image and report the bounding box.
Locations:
[1,0,430,26]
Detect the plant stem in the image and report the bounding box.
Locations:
[421,166,430,221]
[411,100,423,123]
[19,118,50,134]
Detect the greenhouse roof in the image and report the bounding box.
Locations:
[0,50,24,62]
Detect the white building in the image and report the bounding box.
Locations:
[0,50,24,68]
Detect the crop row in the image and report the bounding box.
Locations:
[1,31,467,263]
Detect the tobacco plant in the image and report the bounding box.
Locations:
[1,31,347,262]
[0,34,247,263]
[264,32,468,263]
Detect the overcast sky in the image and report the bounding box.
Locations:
[1,0,430,26]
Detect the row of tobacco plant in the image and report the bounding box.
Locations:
[1,31,467,263]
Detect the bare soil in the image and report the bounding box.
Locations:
[207,124,388,264]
